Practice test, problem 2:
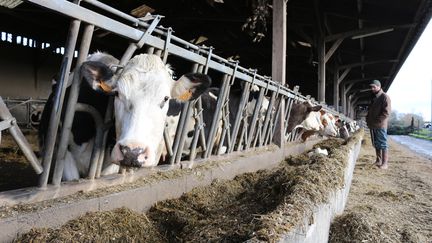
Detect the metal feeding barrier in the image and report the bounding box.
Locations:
[0,97,43,174]
[23,0,353,188]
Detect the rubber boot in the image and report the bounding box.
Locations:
[380,149,388,169]
[374,148,382,166]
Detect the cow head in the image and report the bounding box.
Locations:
[81,54,211,167]
[287,100,322,133]
[319,111,338,137]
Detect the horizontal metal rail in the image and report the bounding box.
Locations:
[26,0,307,101]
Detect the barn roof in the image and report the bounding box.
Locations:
[1,0,431,111]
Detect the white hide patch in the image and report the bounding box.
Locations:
[295,111,322,131]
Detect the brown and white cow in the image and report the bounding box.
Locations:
[292,107,338,141]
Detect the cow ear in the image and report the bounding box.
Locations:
[172,73,211,102]
[80,61,116,94]
[307,105,322,112]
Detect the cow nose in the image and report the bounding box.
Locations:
[119,145,150,167]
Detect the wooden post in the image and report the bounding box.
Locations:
[271,0,287,147]
[318,37,326,103]
[341,83,346,114]
[333,68,339,111]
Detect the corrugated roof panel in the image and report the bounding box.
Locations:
[0,0,23,9]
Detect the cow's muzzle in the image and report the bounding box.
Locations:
[118,145,150,167]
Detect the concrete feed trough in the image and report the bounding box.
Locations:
[0,131,363,242]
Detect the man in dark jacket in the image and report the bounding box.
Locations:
[366,80,391,169]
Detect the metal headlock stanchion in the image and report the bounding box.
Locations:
[39,13,81,188]
[245,85,265,150]
[0,97,43,174]
[235,69,257,152]
[173,63,200,164]
[50,24,94,185]
[188,54,209,161]
[265,83,282,145]
[261,86,279,146]
[204,72,229,158]
[216,60,238,155]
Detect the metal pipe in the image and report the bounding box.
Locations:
[204,74,229,158]
[169,100,189,165]
[283,97,295,136]
[173,63,200,163]
[0,97,43,174]
[189,98,203,161]
[174,101,193,164]
[39,18,81,188]
[245,88,265,149]
[228,82,250,153]
[260,91,276,146]
[51,24,94,185]
[162,28,172,63]
[268,96,283,144]
[189,64,206,161]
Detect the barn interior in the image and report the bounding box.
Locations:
[0,0,431,120]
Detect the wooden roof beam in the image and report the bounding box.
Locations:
[339,59,399,69]
[325,24,415,42]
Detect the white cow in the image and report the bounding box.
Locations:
[40,52,211,181]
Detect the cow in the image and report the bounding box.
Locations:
[293,108,338,141]
[39,52,211,181]
[335,118,350,139]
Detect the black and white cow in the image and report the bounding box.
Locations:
[39,52,211,181]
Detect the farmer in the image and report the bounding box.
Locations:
[366,80,391,169]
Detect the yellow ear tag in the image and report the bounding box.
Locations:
[99,80,112,93]
[178,89,193,101]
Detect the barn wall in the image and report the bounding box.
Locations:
[0,43,62,99]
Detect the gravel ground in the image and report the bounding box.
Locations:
[330,134,432,243]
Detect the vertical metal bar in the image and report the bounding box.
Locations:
[51,24,94,185]
[173,63,201,163]
[245,88,265,149]
[227,82,250,153]
[236,119,247,151]
[252,120,262,148]
[39,18,81,188]
[283,97,295,136]
[0,97,43,174]
[189,64,206,161]
[169,100,189,165]
[268,96,283,144]
[204,74,230,158]
[163,126,174,157]
[146,46,155,54]
[154,49,162,56]
[174,101,193,163]
[215,61,237,154]
[259,91,276,146]
[162,28,172,63]
[189,98,203,161]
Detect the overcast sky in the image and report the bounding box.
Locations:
[387,18,432,121]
